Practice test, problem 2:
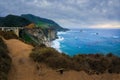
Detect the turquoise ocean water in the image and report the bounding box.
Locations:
[52,29,120,56]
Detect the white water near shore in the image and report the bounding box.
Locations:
[51,32,66,52]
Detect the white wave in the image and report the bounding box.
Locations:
[70,29,86,33]
[51,36,64,52]
[58,36,64,41]
[91,32,99,35]
[57,32,66,35]
[75,36,79,39]
[113,36,119,39]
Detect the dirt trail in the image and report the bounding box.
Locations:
[4,39,120,80]
[5,39,36,80]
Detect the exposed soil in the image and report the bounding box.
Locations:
[4,39,120,80]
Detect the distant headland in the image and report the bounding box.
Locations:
[0,14,69,46]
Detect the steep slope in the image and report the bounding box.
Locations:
[5,39,34,80]
[4,39,120,80]
[21,14,68,31]
[0,15,32,27]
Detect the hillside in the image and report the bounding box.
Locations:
[2,38,120,80]
[0,14,68,31]
[0,14,65,45]
[0,15,32,27]
[21,14,68,31]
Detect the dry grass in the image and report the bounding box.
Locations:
[3,39,120,80]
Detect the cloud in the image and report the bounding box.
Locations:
[0,0,120,28]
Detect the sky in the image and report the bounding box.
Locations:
[0,0,120,29]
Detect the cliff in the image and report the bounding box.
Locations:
[0,14,67,46]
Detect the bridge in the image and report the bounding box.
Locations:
[0,27,24,37]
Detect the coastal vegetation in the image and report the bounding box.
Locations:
[0,37,12,80]
[30,47,76,70]
[30,46,120,75]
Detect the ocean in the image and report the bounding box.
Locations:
[51,29,120,56]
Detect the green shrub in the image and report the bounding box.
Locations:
[108,58,120,73]
[30,47,120,74]
[30,47,76,70]
[88,59,107,74]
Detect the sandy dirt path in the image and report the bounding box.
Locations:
[5,39,37,80]
[4,39,120,80]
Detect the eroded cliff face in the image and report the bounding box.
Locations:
[20,28,57,46]
[48,29,57,41]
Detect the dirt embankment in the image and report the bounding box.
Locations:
[4,39,120,80]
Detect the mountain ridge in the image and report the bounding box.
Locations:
[0,14,32,27]
[21,14,68,31]
[0,14,68,31]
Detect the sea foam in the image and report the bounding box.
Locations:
[113,36,119,39]
[51,35,64,52]
[57,31,66,35]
